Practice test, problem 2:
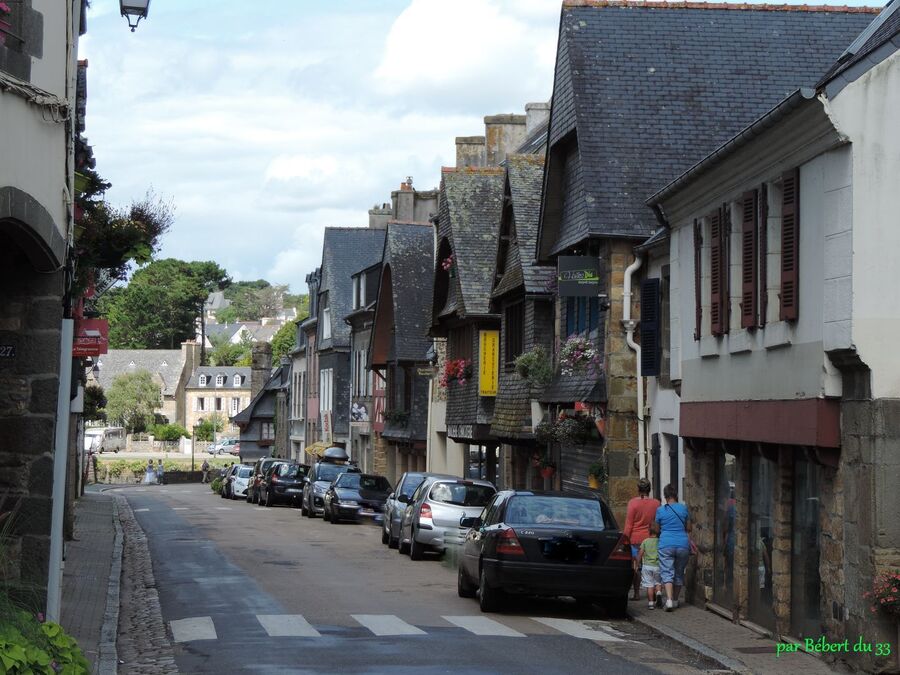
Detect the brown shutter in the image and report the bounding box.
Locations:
[758,183,768,328]
[693,219,702,340]
[709,209,724,336]
[741,191,758,328]
[780,169,800,321]
[722,203,731,334]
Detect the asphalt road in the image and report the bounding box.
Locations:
[115,485,716,674]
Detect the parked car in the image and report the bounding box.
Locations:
[457,490,632,616]
[83,427,125,454]
[323,473,392,523]
[229,464,254,500]
[208,438,239,455]
[246,458,287,504]
[301,448,360,518]
[398,477,496,560]
[221,464,240,499]
[382,472,453,549]
[259,462,308,507]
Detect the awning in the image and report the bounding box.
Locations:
[304,441,330,457]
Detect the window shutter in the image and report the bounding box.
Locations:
[780,169,800,321]
[640,278,661,376]
[722,203,731,334]
[709,209,724,336]
[693,219,702,340]
[741,191,758,328]
[758,184,768,328]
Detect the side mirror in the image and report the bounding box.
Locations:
[460,516,482,529]
[387,492,395,501]
[398,494,411,504]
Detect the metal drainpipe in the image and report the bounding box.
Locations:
[622,254,646,480]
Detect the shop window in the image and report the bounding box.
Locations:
[748,452,777,630]
[504,302,524,368]
[791,456,823,639]
[565,297,600,337]
[714,450,738,608]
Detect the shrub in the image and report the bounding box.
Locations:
[152,423,189,442]
[588,460,607,481]
[210,477,223,494]
[195,415,225,442]
[514,346,553,389]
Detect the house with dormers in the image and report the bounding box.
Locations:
[232,358,290,462]
[488,155,556,490]
[640,3,900,663]
[534,0,876,519]
[184,366,251,434]
[369,222,434,483]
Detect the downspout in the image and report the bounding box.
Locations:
[622,254,646,480]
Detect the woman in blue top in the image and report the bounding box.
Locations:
[655,483,691,612]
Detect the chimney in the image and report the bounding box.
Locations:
[368,202,391,229]
[180,340,201,375]
[525,102,551,136]
[250,342,272,399]
[394,176,415,221]
[484,114,527,166]
[455,136,486,168]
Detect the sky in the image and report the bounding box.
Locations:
[80,0,880,293]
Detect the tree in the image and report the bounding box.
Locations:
[101,259,230,349]
[271,320,299,362]
[152,423,189,441]
[104,371,161,433]
[83,384,107,422]
[284,293,310,321]
[195,414,225,442]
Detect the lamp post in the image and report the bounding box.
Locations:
[119,0,151,32]
[193,417,202,472]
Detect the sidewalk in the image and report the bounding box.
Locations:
[630,600,843,675]
[61,489,121,674]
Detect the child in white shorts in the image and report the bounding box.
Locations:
[638,522,664,609]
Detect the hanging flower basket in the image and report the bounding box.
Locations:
[553,416,593,445]
[558,335,601,377]
[534,420,556,444]
[865,570,900,617]
[439,358,472,388]
[540,465,556,479]
[441,255,455,277]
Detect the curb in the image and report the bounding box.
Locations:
[631,612,750,674]
[97,497,122,675]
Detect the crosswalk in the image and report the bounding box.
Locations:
[169,614,629,643]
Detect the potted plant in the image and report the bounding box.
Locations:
[534,420,556,444]
[382,410,410,427]
[439,358,473,388]
[558,335,601,377]
[514,345,553,389]
[554,416,592,445]
[539,455,556,479]
[588,461,606,490]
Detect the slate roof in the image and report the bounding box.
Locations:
[250,324,281,343]
[492,155,555,300]
[490,374,534,440]
[231,364,287,424]
[204,323,246,342]
[819,0,900,96]
[186,366,251,389]
[434,168,505,319]
[320,227,387,349]
[204,291,231,312]
[90,350,184,397]
[540,371,606,404]
[374,222,434,363]
[537,0,878,254]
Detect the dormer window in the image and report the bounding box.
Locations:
[199,374,208,386]
[233,375,243,387]
[215,374,225,387]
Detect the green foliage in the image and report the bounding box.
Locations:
[152,423,189,442]
[210,477,223,494]
[194,414,225,442]
[0,613,90,674]
[100,259,230,349]
[514,345,553,389]
[284,293,310,320]
[588,460,607,481]
[208,340,249,367]
[271,320,299,362]
[104,370,161,433]
[83,384,106,422]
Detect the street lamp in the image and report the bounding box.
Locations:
[192,417,202,472]
[120,0,150,32]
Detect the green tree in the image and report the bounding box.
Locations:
[104,371,161,432]
[195,414,225,442]
[83,384,107,422]
[152,423,189,441]
[284,293,310,320]
[271,320,299,362]
[101,259,230,349]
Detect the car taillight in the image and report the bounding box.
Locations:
[496,528,525,556]
[419,503,432,520]
[608,534,632,561]
[270,475,278,483]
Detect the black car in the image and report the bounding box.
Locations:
[457,491,632,616]
[247,458,287,504]
[301,450,360,518]
[323,473,392,523]
[259,462,308,507]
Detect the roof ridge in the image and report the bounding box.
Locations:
[563,0,880,13]
[441,166,506,174]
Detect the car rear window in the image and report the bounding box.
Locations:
[316,463,357,482]
[276,463,302,477]
[505,496,608,529]
[429,482,495,507]
[238,467,252,478]
[360,475,390,492]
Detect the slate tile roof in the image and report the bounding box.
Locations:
[540,371,607,404]
[89,349,185,397]
[540,0,877,247]
[186,366,251,389]
[490,373,534,439]
[231,364,286,425]
[434,168,505,319]
[320,227,387,349]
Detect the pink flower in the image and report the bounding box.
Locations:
[0,3,11,14]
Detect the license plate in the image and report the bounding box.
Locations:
[286,489,301,494]
[360,509,375,515]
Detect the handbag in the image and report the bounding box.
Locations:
[667,504,699,555]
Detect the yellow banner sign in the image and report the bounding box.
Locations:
[479,330,499,397]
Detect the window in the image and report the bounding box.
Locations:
[199,374,208,386]
[353,349,370,397]
[230,397,240,415]
[565,297,600,337]
[215,374,225,387]
[321,292,331,340]
[215,397,223,412]
[195,397,206,412]
[352,277,359,309]
[233,374,242,387]
[261,422,275,441]
[504,302,524,368]
[352,274,367,310]
[449,325,473,360]
[319,369,333,412]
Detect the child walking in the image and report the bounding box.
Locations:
[638,522,664,609]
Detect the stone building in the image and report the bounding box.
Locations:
[643,5,900,667]
[233,356,291,463]
[369,222,434,483]
[300,268,321,454]
[184,365,251,435]
[289,322,307,461]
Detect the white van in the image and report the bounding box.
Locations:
[84,427,125,453]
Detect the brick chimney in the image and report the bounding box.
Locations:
[455,136,486,168]
[251,342,272,399]
[484,114,527,166]
[394,176,415,221]
[368,202,391,229]
[525,102,551,136]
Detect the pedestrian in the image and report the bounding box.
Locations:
[156,459,165,485]
[143,459,155,485]
[201,458,210,484]
[91,450,98,484]
[655,483,692,612]
[637,522,663,609]
[623,477,661,600]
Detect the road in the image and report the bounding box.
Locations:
[114,485,717,674]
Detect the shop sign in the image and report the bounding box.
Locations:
[479,330,499,397]
[72,319,109,357]
[558,256,601,297]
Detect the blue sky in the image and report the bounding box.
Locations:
[79,0,880,292]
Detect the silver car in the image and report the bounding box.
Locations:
[398,477,496,560]
[382,472,454,549]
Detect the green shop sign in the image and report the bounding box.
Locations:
[557,256,601,297]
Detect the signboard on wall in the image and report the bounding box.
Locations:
[558,256,601,297]
[72,319,109,357]
[478,330,499,397]
[321,411,333,443]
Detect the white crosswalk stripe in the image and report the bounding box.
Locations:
[351,614,426,636]
[214,507,232,511]
[257,614,321,638]
[442,615,524,637]
[170,616,217,642]
[172,507,188,511]
[531,617,626,642]
[133,508,150,512]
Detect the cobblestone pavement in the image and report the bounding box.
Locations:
[115,496,179,675]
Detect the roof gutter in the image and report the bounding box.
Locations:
[646,88,817,209]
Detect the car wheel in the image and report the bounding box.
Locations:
[323,505,331,522]
[398,532,410,555]
[301,500,308,516]
[604,595,628,619]
[409,532,425,561]
[457,565,476,598]
[479,567,503,613]
[381,525,389,545]
[575,597,598,616]
[264,490,273,507]
[388,524,399,550]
